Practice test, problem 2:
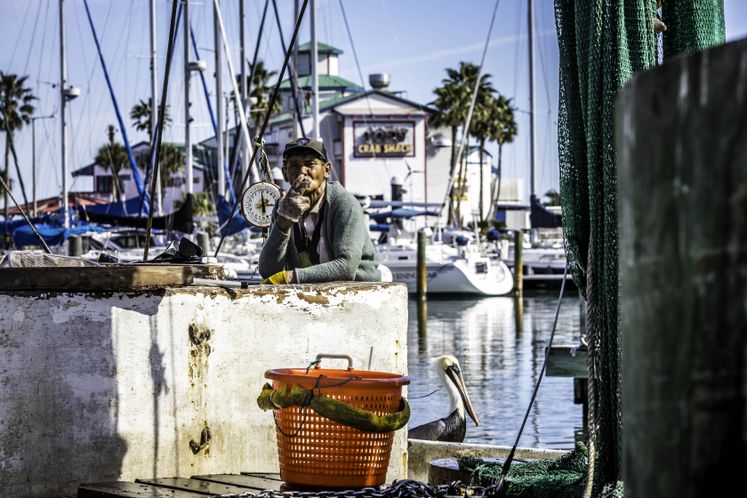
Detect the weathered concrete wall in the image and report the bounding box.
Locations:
[0,282,408,497]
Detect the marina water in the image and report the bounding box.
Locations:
[407,291,583,450]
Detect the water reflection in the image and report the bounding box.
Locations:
[407,292,583,450]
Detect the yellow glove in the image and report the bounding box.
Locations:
[261,270,290,285]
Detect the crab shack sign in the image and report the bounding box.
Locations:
[353,120,415,157]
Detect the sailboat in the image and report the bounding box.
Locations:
[492,0,570,287]
[377,230,513,295]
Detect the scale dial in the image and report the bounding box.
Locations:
[240,182,281,228]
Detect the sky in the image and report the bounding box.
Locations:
[1,0,746,206]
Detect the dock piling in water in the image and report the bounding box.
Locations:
[416,229,427,299]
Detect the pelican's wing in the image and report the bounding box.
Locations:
[408,419,448,441]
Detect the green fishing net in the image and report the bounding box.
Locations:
[553,0,725,495]
[458,442,587,498]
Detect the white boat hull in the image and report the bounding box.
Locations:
[379,243,513,296]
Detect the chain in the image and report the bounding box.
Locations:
[255,137,274,184]
[244,479,494,498]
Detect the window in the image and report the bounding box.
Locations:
[95,175,114,194]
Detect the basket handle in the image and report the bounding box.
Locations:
[315,353,354,371]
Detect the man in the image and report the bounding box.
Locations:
[258,137,381,284]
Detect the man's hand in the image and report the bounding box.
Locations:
[261,269,294,285]
[277,175,312,224]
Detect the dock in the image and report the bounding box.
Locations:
[79,473,284,497]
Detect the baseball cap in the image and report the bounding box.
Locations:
[282,137,328,162]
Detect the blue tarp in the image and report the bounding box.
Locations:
[12,223,105,248]
[1,212,67,233]
[217,195,261,237]
[369,208,439,223]
[82,196,149,216]
[369,223,390,232]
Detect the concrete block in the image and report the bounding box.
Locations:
[0,282,408,497]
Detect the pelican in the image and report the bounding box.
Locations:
[409,355,480,442]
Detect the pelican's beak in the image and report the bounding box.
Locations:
[446,364,480,426]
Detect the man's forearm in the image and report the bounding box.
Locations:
[276,216,293,233]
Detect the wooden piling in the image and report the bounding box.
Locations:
[196,231,210,255]
[416,230,427,299]
[513,230,523,295]
[618,39,747,498]
[68,235,82,257]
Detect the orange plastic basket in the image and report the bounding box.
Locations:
[265,354,409,488]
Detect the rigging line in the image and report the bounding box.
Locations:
[438,0,502,219]
[141,3,183,216]
[247,0,271,120]
[35,0,51,94]
[535,3,554,117]
[71,1,95,162]
[226,1,262,183]
[213,0,310,257]
[83,0,124,163]
[5,0,33,72]
[82,0,146,197]
[23,0,43,76]
[212,0,255,203]
[0,173,51,254]
[143,0,180,261]
[271,0,306,136]
[511,0,523,99]
[487,264,570,496]
[5,129,30,209]
[338,0,370,99]
[338,0,388,175]
[188,20,237,205]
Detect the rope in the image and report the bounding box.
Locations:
[271,375,361,438]
[271,0,306,137]
[213,0,310,257]
[0,172,51,253]
[486,264,570,496]
[438,0,502,223]
[143,0,180,261]
[82,0,146,197]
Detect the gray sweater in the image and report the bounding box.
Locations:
[258,181,381,283]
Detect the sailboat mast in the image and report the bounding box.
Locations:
[59,0,69,229]
[293,0,301,138]
[150,0,158,148]
[214,0,225,197]
[150,0,163,213]
[184,0,193,195]
[527,0,537,200]
[310,0,319,138]
[239,0,248,178]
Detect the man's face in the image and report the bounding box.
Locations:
[282,153,330,196]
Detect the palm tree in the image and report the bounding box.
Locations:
[130,98,171,138]
[135,142,184,192]
[470,95,497,223]
[244,59,280,124]
[485,95,517,223]
[0,72,35,243]
[432,62,494,225]
[93,125,128,200]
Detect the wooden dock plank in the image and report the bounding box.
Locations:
[240,472,283,482]
[0,265,194,292]
[78,481,207,498]
[191,474,282,491]
[135,477,254,495]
